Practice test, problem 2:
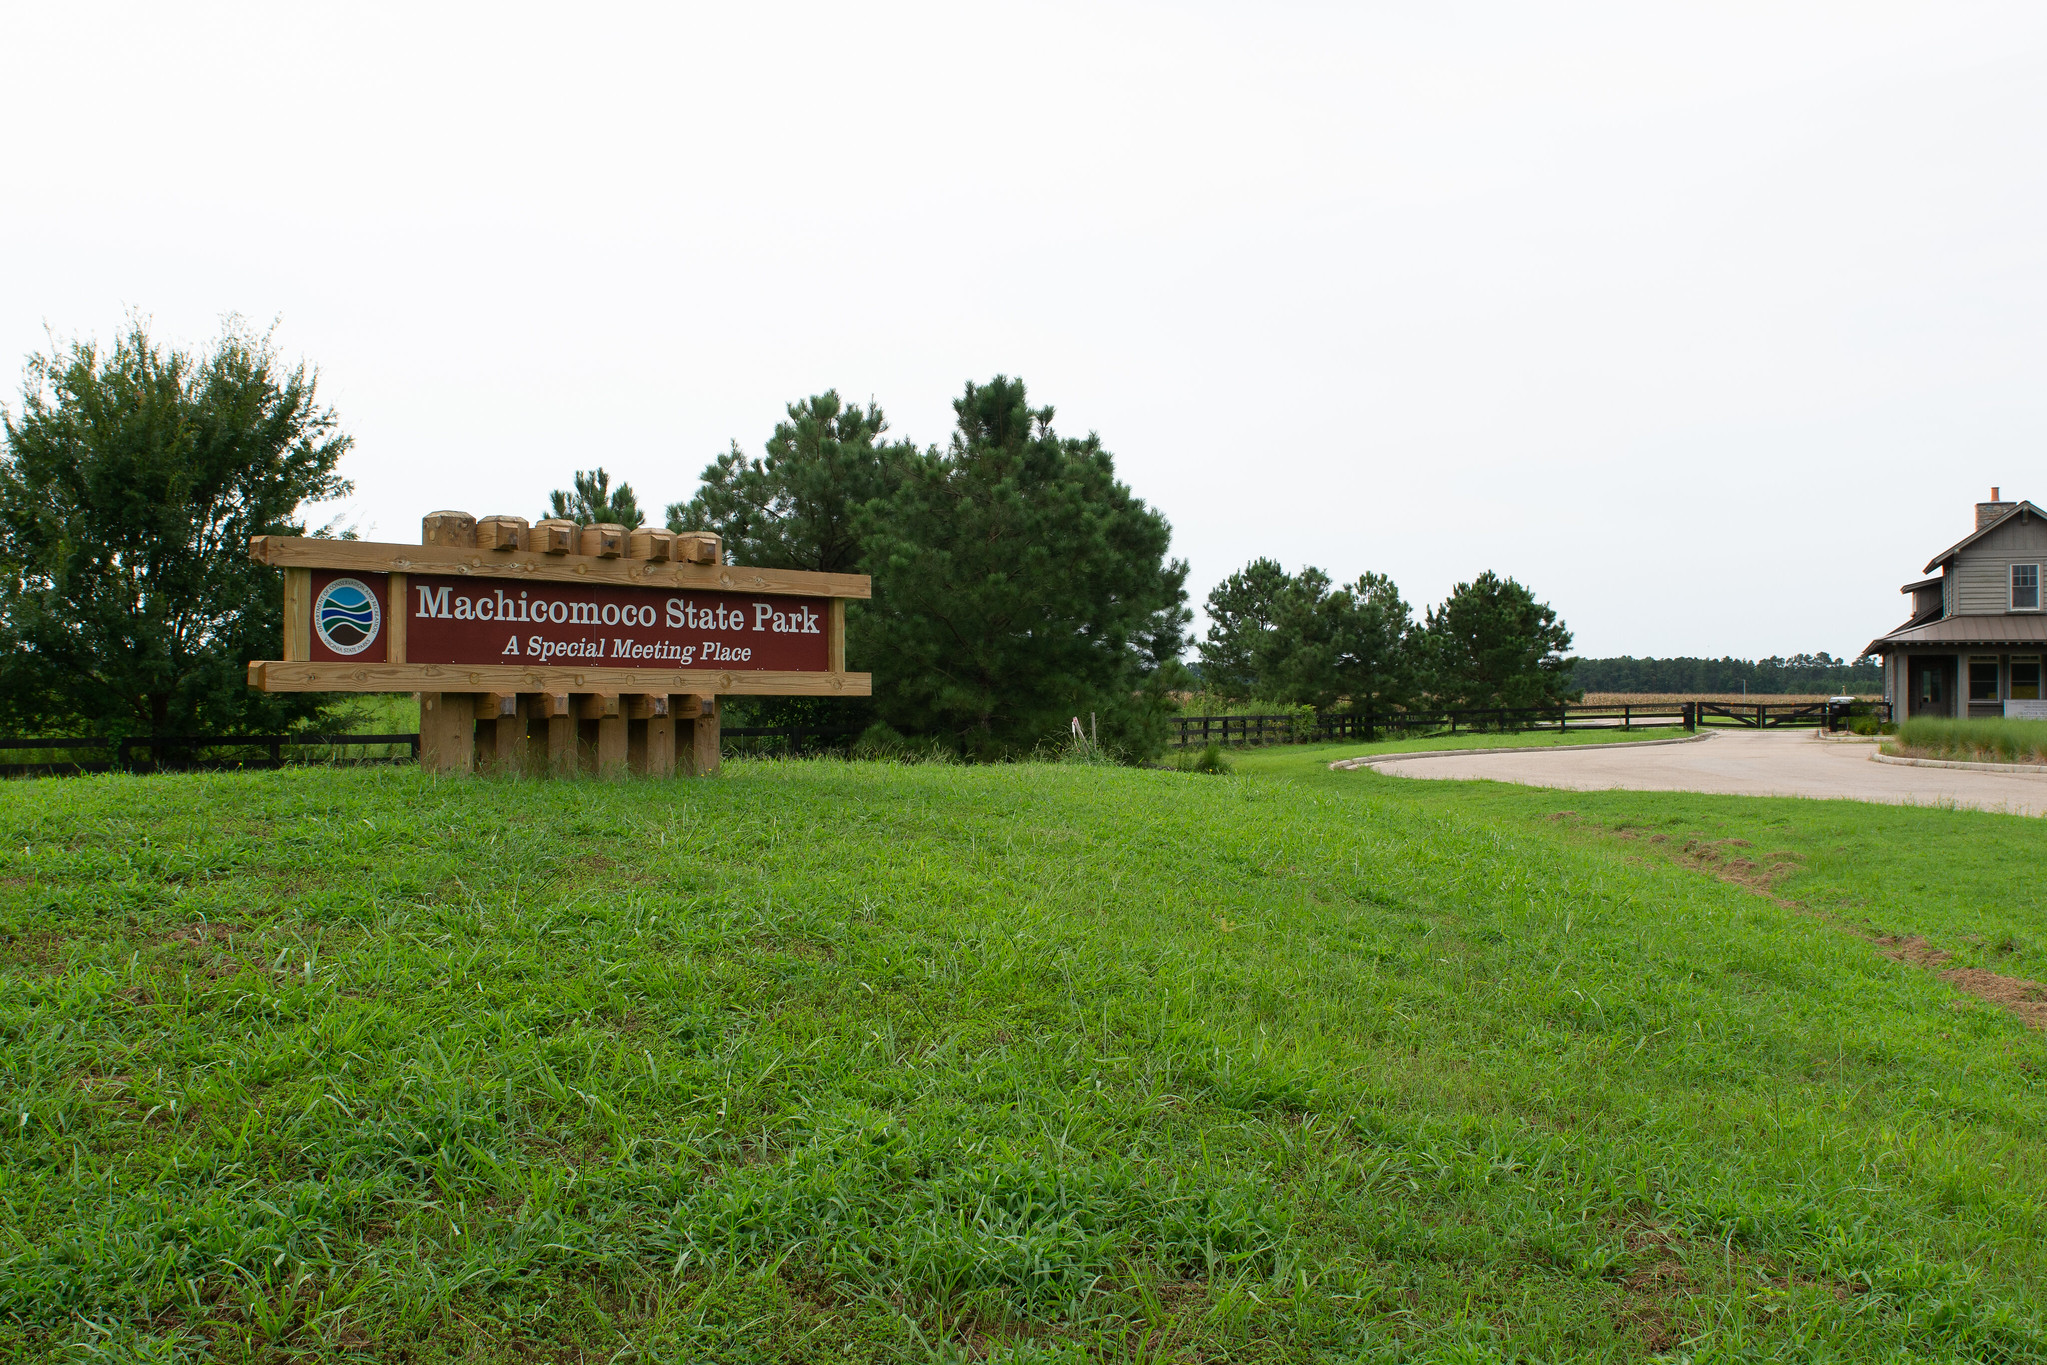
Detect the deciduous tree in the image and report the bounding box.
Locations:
[0,321,352,737]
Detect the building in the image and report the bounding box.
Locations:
[1867,489,2047,720]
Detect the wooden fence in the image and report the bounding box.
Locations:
[1170,700,1890,748]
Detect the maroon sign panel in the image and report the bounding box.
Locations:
[402,574,831,671]
[309,571,390,663]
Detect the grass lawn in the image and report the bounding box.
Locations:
[3,752,2043,1362]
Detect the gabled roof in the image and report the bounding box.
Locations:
[1865,612,2047,657]
[1923,501,2047,573]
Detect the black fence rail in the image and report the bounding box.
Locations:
[720,726,863,757]
[0,732,420,777]
[1171,700,1891,748]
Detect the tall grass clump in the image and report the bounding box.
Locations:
[1172,740,1233,774]
[1894,716,2047,764]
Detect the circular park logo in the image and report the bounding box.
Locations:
[314,578,382,655]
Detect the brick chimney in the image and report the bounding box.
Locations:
[1977,486,2015,530]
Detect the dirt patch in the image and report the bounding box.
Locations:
[1674,838,1801,893]
[1875,934,1951,967]
[0,928,68,971]
[1938,967,2047,1028]
[1618,1226,1687,1353]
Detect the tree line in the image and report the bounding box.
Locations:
[1193,560,1578,714]
[0,323,1187,758]
[1569,653,1882,696]
[0,320,1590,758]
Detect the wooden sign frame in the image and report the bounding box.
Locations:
[248,511,871,777]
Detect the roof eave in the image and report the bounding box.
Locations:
[1922,500,2045,574]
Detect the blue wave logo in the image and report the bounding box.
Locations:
[314,578,381,656]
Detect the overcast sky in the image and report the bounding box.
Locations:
[4,3,2043,659]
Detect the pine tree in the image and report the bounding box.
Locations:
[547,468,643,528]
[858,377,1187,759]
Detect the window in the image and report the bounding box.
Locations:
[2012,658,2042,701]
[1970,658,2001,702]
[2014,563,2041,611]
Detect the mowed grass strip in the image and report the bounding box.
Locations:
[1,760,2042,1362]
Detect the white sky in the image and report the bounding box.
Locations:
[4,3,2044,660]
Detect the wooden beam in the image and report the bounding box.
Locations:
[419,692,474,774]
[577,692,621,720]
[248,660,872,696]
[284,568,312,661]
[386,573,407,662]
[827,597,846,673]
[668,693,704,719]
[476,692,519,720]
[625,693,668,720]
[537,691,571,718]
[249,535,870,599]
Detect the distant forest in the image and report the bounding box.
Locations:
[1571,653,1883,695]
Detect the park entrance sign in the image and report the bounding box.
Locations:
[248,511,871,776]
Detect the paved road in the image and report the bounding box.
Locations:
[1359,731,2047,816]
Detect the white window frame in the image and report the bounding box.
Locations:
[2012,562,2041,612]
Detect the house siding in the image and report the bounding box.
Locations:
[1952,517,2047,615]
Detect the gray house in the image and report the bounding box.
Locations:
[1868,489,2047,720]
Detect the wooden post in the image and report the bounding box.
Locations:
[418,514,474,765]
[476,693,526,772]
[828,598,847,674]
[533,518,577,555]
[628,528,676,561]
[420,691,474,774]
[476,515,529,551]
[579,523,627,558]
[689,695,721,776]
[421,511,476,548]
[387,574,408,663]
[283,568,312,660]
[642,714,676,776]
[543,693,576,775]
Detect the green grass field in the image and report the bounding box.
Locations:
[3,745,2043,1362]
